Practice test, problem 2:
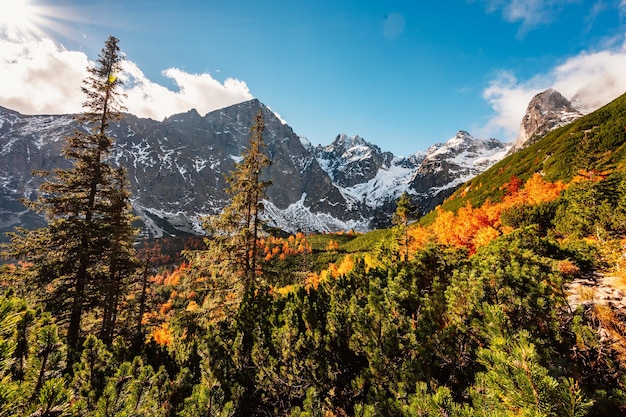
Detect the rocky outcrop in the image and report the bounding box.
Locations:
[312,134,394,188]
[511,89,582,152]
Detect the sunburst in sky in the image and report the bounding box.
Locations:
[0,0,79,40]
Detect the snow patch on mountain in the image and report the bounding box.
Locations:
[194,157,210,172]
[313,130,509,218]
[299,136,311,149]
[262,194,371,234]
[409,131,511,201]
[338,156,416,208]
[0,101,513,238]
[422,132,509,172]
[133,203,206,238]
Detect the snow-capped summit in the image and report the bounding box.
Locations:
[426,130,507,162]
[310,129,510,226]
[313,134,393,187]
[409,131,510,212]
[0,100,511,237]
[329,133,368,150]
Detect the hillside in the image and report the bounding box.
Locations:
[426,90,626,219]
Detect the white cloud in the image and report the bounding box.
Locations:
[121,64,253,120]
[552,45,626,111]
[0,36,253,119]
[480,72,546,140]
[480,40,626,141]
[0,37,88,114]
[475,0,580,33]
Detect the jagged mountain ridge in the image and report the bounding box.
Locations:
[312,131,510,217]
[0,99,510,238]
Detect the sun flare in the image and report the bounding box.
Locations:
[0,0,86,43]
[0,0,36,33]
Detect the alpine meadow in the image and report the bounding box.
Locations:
[3,34,626,417]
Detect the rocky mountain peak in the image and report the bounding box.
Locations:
[511,88,582,152]
[426,130,490,156]
[334,133,366,147]
[163,108,202,123]
[320,134,375,159]
[455,130,473,139]
[410,131,510,213]
[0,99,511,238]
[447,130,478,147]
[313,133,393,188]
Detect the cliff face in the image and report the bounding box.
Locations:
[0,100,509,238]
[511,89,582,152]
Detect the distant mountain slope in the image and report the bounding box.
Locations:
[409,131,509,212]
[432,90,626,216]
[0,100,509,239]
[311,131,509,225]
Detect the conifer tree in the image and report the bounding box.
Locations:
[167,110,272,413]
[99,167,141,345]
[4,36,137,358]
[0,293,21,415]
[392,192,416,262]
[208,109,271,289]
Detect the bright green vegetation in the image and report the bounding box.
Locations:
[3,216,626,415]
[343,228,393,253]
[306,233,359,252]
[303,230,393,271]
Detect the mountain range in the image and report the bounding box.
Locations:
[0,90,583,239]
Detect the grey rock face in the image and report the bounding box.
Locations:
[313,134,394,188]
[512,89,582,152]
[0,100,509,239]
[409,131,509,212]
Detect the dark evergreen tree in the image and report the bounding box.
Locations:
[3,36,138,359]
[92,357,170,416]
[187,108,272,328]
[98,167,141,346]
[215,109,272,288]
[0,293,22,416]
[470,326,594,417]
[70,335,113,414]
[554,173,624,240]
[164,110,274,414]
[392,192,416,262]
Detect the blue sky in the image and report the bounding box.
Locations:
[1,0,626,156]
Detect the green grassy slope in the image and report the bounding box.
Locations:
[420,91,626,224]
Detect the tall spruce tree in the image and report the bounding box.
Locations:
[164,111,272,408]
[392,191,416,262]
[171,109,272,333]
[210,109,271,288]
[4,36,138,357]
